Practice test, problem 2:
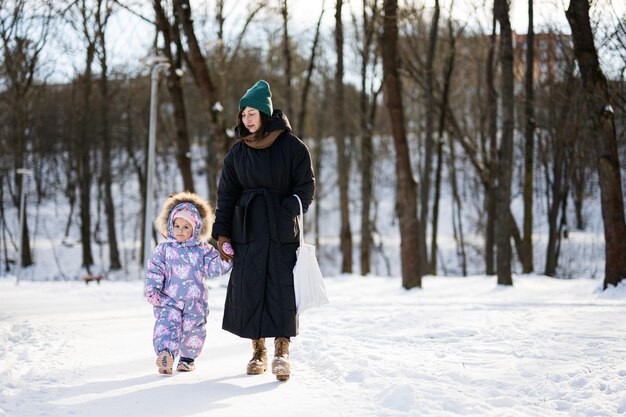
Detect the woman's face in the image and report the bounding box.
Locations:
[241,107,261,134]
[173,218,193,242]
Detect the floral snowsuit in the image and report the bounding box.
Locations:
[146,202,232,359]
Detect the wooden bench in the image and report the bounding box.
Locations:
[81,274,106,285]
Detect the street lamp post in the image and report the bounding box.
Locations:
[16,168,33,284]
[140,56,170,275]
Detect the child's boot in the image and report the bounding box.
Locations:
[156,350,174,375]
[176,357,195,372]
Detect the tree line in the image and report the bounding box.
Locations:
[0,0,624,289]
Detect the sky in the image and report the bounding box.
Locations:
[43,0,625,82]
[1,274,625,416]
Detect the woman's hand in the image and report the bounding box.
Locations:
[281,195,300,216]
[218,236,235,261]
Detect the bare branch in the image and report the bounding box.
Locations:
[112,0,154,24]
[226,1,267,62]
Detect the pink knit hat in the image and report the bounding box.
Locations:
[172,208,198,232]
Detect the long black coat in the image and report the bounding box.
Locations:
[212,111,315,339]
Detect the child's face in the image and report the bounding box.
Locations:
[173,218,193,242]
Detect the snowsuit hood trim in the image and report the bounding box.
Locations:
[155,192,214,243]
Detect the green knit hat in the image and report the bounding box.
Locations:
[239,80,273,117]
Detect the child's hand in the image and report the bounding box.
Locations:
[146,291,163,306]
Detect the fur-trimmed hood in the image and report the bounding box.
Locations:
[155,192,214,243]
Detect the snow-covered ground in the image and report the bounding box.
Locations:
[1,274,625,417]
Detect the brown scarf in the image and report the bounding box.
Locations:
[241,129,284,149]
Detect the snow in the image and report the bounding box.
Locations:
[1,274,625,417]
[1,94,622,416]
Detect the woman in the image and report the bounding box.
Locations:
[212,79,315,381]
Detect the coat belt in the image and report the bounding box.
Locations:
[240,188,282,242]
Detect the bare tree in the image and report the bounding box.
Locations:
[418,0,439,276]
[94,0,121,270]
[174,0,235,202]
[120,75,151,266]
[400,3,474,277]
[543,62,577,276]
[447,124,467,276]
[153,0,194,193]
[485,12,498,276]
[522,0,535,273]
[0,0,51,268]
[566,0,626,289]
[431,15,459,275]
[296,0,325,136]
[69,0,102,270]
[0,180,11,272]
[357,0,380,276]
[381,0,421,289]
[494,0,514,286]
[335,0,352,273]
[296,0,326,250]
[281,0,293,119]
[571,130,591,230]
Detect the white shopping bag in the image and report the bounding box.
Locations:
[292,194,329,313]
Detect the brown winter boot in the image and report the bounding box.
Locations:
[272,337,290,381]
[246,338,267,375]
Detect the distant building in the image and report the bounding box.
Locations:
[512,32,574,83]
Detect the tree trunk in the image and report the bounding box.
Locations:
[359,97,381,275]
[359,0,379,276]
[495,0,514,286]
[419,0,439,276]
[297,1,325,136]
[431,16,456,275]
[335,0,352,273]
[314,85,330,250]
[313,137,323,250]
[64,112,78,243]
[360,131,374,276]
[99,58,121,270]
[485,13,498,276]
[212,0,228,204]
[124,88,147,266]
[572,160,585,230]
[96,2,121,270]
[544,67,576,276]
[155,0,194,193]
[167,64,194,192]
[0,180,10,272]
[14,103,33,268]
[0,1,53,269]
[19,199,33,268]
[566,0,626,289]
[522,0,535,273]
[448,138,467,276]
[381,0,421,289]
[173,0,229,201]
[282,0,294,119]
[77,38,96,271]
[431,139,443,276]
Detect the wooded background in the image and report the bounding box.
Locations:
[1,0,625,289]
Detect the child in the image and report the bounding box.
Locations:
[145,192,232,375]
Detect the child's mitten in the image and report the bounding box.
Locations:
[223,241,235,256]
[146,291,163,306]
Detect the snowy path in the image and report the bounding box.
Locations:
[1,275,625,417]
